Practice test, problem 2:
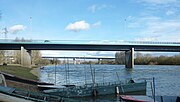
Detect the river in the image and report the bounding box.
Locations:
[39,65,180,101]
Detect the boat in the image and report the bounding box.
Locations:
[119,95,154,102]
[0,71,54,85]
[38,84,76,91]
[43,63,147,98]
[0,73,82,102]
[40,66,45,69]
[0,85,82,102]
[43,80,147,98]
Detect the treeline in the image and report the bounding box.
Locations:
[0,50,50,66]
[0,37,50,66]
[135,54,180,65]
[81,60,116,65]
[115,52,180,65]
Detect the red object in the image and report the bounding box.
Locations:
[120,95,151,102]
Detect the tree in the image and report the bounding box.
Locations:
[135,52,143,64]
[14,50,21,64]
[13,50,50,66]
[0,50,5,64]
[39,59,50,65]
[173,55,180,65]
[32,50,42,65]
[14,37,20,42]
[143,54,152,64]
[115,51,125,64]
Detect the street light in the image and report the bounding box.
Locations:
[2,27,8,40]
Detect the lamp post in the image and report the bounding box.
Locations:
[2,27,8,40]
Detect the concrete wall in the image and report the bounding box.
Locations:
[21,46,32,68]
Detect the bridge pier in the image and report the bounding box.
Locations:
[98,58,101,64]
[21,46,32,68]
[98,58,102,64]
[125,48,134,68]
[77,59,81,64]
[73,58,76,65]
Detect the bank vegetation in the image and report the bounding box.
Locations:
[1,50,180,66]
[115,51,180,65]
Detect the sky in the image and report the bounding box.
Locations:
[0,0,180,57]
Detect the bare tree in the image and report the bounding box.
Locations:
[14,50,21,64]
[0,50,5,64]
[32,50,42,65]
[115,51,125,64]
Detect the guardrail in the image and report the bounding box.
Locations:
[0,39,180,45]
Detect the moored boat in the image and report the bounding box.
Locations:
[43,80,147,98]
[0,85,81,102]
[0,71,54,85]
[119,95,154,102]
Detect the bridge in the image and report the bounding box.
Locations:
[42,56,115,64]
[0,39,180,68]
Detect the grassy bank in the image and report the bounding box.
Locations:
[0,65,38,80]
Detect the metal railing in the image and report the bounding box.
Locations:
[0,39,180,45]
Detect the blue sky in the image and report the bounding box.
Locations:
[0,0,180,57]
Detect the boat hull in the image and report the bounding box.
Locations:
[0,86,67,102]
[0,92,34,102]
[44,82,147,97]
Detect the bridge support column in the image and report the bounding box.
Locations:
[98,58,101,64]
[125,48,134,68]
[21,46,32,68]
[77,59,81,64]
[73,58,76,65]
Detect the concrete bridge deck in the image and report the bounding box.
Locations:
[0,40,180,52]
[0,40,180,68]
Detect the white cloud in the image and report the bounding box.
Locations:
[65,21,90,32]
[86,51,115,57]
[128,16,160,28]
[88,4,109,13]
[98,4,108,9]
[65,20,101,32]
[135,37,158,41]
[131,0,180,41]
[9,25,26,34]
[166,10,175,15]
[131,16,180,41]
[128,22,141,28]
[92,21,101,27]
[88,40,126,45]
[41,51,87,57]
[145,20,180,35]
[88,5,97,13]
[136,0,177,4]
[41,50,115,58]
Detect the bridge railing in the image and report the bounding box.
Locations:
[0,39,180,45]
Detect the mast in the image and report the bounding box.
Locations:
[67,58,70,84]
[64,57,67,85]
[84,56,87,84]
[54,58,57,85]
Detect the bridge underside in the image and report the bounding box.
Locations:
[1,42,179,68]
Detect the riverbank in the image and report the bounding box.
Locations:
[0,65,40,92]
[0,65,38,80]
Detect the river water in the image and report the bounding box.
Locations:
[40,65,180,100]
